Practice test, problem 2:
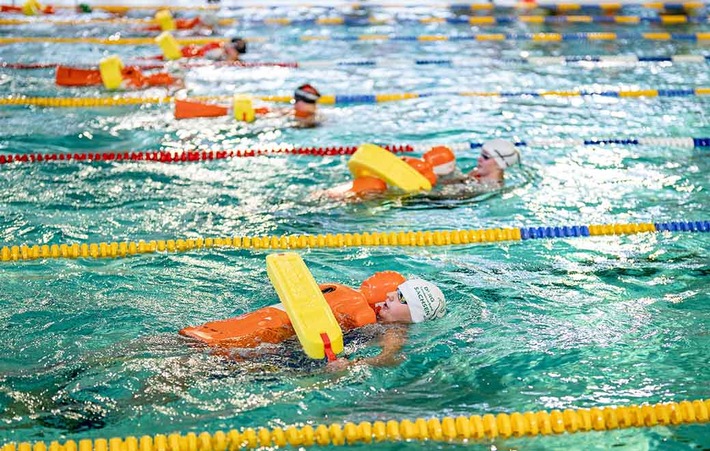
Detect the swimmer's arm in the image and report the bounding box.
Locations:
[437,168,469,185]
[438,174,469,185]
[359,326,406,366]
[327,326,406,370]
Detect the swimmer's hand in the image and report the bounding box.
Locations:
[326,357,353,372]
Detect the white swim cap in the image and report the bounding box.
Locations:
[398,279,446,323]
[481,139,521,170]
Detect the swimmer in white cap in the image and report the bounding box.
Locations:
[327,278,447,370]
[317,140,521,202]
[468,139,522,186]
[419,139,522,200]
[427,139,521,187]
[376,278,447,323]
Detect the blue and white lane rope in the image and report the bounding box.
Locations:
[301,54,710,68]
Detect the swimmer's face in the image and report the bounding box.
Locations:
[294,100,317,126]
[377,289,413,323]
[224,45,240,62]
[476,150,500,176]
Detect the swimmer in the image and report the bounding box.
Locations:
[180,273,446,369]
[320,140,521,201]
[55,63,183,90]
[174,83,322,126]
[180,37,247,61]
[146,11,222,33]
[293,83,321,127]
[327,278,447,370]
[422,139,522,200]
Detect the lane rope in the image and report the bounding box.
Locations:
[30,1,710,12]
[1,14,708,27]
[1,137,708,167]
[1,399,708,449]
[3,54,709,71]
[2,32,710,45]
[1,221,708,262]
[2,87,709,108]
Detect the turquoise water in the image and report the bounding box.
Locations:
[1,7,709,449]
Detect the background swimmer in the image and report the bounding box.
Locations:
[319,140,522,201]
[174,83,322,127]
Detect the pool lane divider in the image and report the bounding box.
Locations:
[3,54,709,71]
[1,137,708,166]
[2,87,709,108]
[23,1,709,12]
[0,17,236,26]
[1,221,707,262]
[1,398,707,449]
[1,14,708,27]
[2,32,710,45]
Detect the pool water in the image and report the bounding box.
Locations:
[0,4,709,449]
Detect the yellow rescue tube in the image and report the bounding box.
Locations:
[156,31,182,61]
[348,143,432,193]
[99,55,124,90]
[266,253,343,360]
[155,9,176,31]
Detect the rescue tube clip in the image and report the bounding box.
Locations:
[22,0,41,15]
[233,94,255,122]
[266,253,343,360]
[99,55,124,90]
[156,31,182,61]
[155,9,176,31]
[349,143,432,193]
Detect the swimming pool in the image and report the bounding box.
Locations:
[0,2,709,448]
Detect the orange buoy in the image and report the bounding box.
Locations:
[359,271,407,307]
[179,282,380,348]
[175,99,229,119]
[402,156,438,186]
[55,66,102,87]
[423,145,456,175]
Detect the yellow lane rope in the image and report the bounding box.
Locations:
[1,399,707,449]
[2,88,709,108]
[0,18,236,26]
[0,222,678,262]
[0,36,223,46]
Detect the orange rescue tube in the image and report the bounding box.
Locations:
[180,306,293,348]
[179,283,377,348]
[326,176,388,199]
[56,66,102,87]
[402,157,437,187]
[181,41,222,58]
[423,146,456,176]
[359,271,406,308]
[175,99,229,119]
[143,71,176,87]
